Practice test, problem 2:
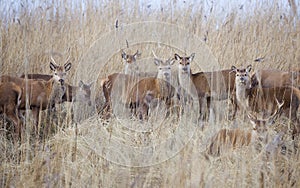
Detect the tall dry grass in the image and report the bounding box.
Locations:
[0,0,300,187]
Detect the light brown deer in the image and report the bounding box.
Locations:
[20,74,93,105]
[126,58,175,120]
[121,50,141,75]
[251,69,300,88]
[99,50,157,118]
[0,82,22,138]
[0,58,72,132]
[206,99,284,157]
[174,53,236,120]
[232,65,300,135]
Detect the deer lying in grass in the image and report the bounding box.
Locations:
[251,69,299,88]
[126,58,175,120]
[20,74,93,105]
[0,58,72,133]
[206,99,284,157]
[0,82,22,138]
[232,65,300,136]
[174,53,236,120]
[99,50,157,118]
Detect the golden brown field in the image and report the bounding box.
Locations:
[0,0,299,187]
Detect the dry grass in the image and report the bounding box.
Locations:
[0,0,300,187]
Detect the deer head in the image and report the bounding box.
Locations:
[175,53,195,74]
[50,56,72,85]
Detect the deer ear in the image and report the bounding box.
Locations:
[231,66,237,72]
[154,58,161,66]
[50,62,58,71]
[78,80,84,87]
[174,53,181,60]
[64,62,72,72]
[134,50,141,58]
[246,65,252,72]
[121,50,127,59]
[189,53,195,61]
[169,58,175,65]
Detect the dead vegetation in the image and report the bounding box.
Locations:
[0,0,299,187]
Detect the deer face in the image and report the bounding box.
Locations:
[175,53,195,74]
[75,80,93,106]
[231,65,252,88]
[154,58,175,82]
[121,50,141,74]
[248,98,284,133]
[50,57,72,85]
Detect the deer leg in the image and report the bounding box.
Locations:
[31,108,40,135]
[6,106,22,142]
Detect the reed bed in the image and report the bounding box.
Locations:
[0,0,299,187]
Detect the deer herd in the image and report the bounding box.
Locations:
[1,50,299,156]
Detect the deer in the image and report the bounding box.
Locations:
[251,69,300,88]
[174,53,236,120]
[0,82,22,139]
[99,50,157,118]
[231,65,300,136]
[205,99,284,157]
[126,58,176,120]
[0,57,72,133]
[121,50,141,75]
[20,74,93,105]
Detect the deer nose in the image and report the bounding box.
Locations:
[59,79,64,85]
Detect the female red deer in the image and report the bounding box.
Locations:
[0,82,22,139]
[126,57,175,120]
[206,99,284,157]
[0,57,72,134]
[174,53,236,120]
[232,65,300,136]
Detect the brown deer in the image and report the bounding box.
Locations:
[99,50,157,118]
[174,53,236,120]
[20,74,93,105]
[206,99,284,157]
[121,50,141,75]
[0,58,72,132]
[232,65,300,136]
[251,69,300,88]
[126,58,175,120]
[0,82,22,138]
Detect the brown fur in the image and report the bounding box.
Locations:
[0,82,22,138]
[251,69,298,88]
[206,128,253,156]
[127,78,175,119]
[233,65,300,136]
[20,74,92,104]
[175,53,236,119]
[100,73,148,117]
[0,60,72,133]
[206,102,283,157]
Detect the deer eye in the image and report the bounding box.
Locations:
[54,73,58,75]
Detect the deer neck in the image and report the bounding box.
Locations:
[235,82,250,109]
[178,67,192,86]
[48,79,66,104]
[124,64,138,75]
